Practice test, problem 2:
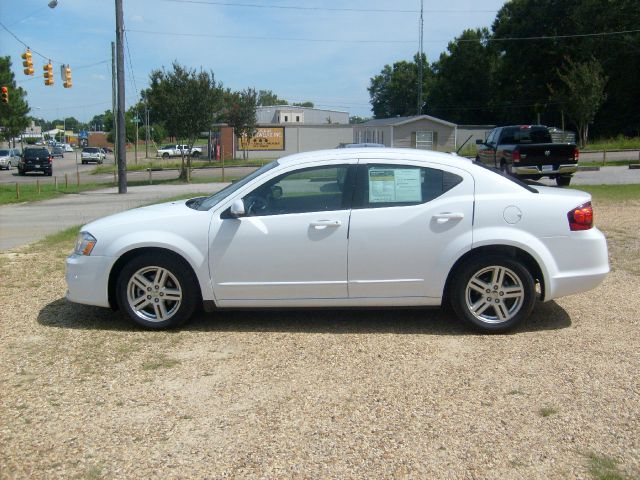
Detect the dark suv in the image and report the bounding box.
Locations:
[18,147,53,176]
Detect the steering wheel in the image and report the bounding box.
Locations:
[244,195,269,216]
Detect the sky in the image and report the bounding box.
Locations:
[0,0,506,123]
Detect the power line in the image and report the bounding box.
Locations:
[0,20,61,63]
[124,30,139,97]
[126,27,640,45]
[161,0,498,14]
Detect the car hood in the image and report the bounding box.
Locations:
[82,200,203,233]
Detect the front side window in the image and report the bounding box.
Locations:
[242,165,353,217]
[354,164,463,208]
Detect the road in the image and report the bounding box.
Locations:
[0,182,228,251]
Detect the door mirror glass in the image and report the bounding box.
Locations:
[230,199,245,217]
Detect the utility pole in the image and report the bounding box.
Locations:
[417,0,424,116]
[115,0,127,193]
[111,41,117,164]
[145,103,149,158]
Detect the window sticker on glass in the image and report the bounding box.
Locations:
[368,167,421,203]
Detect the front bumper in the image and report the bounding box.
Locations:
[65,254,115,308]
[513,163,578,176]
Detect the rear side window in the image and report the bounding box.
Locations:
[354,164,463,208]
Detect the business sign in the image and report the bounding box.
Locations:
[238,127,285,151]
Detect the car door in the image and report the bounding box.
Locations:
[347,161,474,302]
[209,161,356,305]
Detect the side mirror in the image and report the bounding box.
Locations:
[230,199,245,217]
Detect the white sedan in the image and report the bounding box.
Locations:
[66,148,609,332]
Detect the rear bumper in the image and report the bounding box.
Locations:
[514,163,578,176]
[542,228,609,300]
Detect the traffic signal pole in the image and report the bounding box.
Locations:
[115,0,127,193]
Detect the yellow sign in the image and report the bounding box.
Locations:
[238,127,284,151]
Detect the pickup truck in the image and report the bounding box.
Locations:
[475,125,579,186]
[156,144,202,159]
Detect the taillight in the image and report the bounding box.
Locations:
[48,156,53,164]
[568,202,593,231]
[512,150,521,163]
[573,148,580,161]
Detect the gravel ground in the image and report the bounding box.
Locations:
[0,201,638,479]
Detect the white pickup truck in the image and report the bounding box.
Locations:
[156,144,202,159]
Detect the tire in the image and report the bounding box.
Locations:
[556,175,571,187]
[162,153,169,159]
[18,168,24,176]
[116,252,200,329]
[46,170,52,177]
[191,151,200,159]
[450,255,536,333]
[500,160,513,176]
[82,160,86,165]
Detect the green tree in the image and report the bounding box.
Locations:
[427,29,498,125]
[257,89,288,106]
[349,115,369,124]
[368,53,432,118]
[225,88,258,160]
[549,58,607,147]
[0,56,30,145]
[142,62,224,180]
[292,101,314,108]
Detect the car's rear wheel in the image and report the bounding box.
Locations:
[116,253,199,329]
[162,153,169,159]
[450,255,535,333]
[191,151,200,158]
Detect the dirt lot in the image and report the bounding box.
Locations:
[1,201,638,479]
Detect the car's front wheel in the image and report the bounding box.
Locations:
[450,255,536,333]
[116,253,199,329]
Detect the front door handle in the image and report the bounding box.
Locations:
[433,212,464,224]
[310,220,342,229]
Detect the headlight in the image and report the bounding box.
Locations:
[74,231,97,256]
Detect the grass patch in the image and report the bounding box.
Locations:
[0,180,117,205]
[92,159,267,175]
[586,452,629,480]
[539,405,559,417]
[142,355,180,371]
[574,184,640,203]
[583,136,640,152]
[32,225,81,249]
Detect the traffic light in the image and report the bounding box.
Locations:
[21,49,34,76]
[1,86,8,104]
[43,61,54,86]
[63,65,72,88]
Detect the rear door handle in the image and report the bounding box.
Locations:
[310,220,342,229]
[433,212,464,224]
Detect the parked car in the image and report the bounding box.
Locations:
[66,148,609,332]
[18,147,53,176]
[81,147,105,164]
[51,146,65,158]
[0,148,21,170]
[63,144,74,152]
[156,144,202,159]
[475,125,579,186]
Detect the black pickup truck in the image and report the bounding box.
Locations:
[475,125,579,186]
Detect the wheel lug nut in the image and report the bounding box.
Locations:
[147,287,151,291]
[486,289,491,293]
[154,298,159,303]
[499,292,504,296]
[159,293,164,297]
[155,285,159,290]
[147,295,151,299]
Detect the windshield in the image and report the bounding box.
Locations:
[0,150,9,156]
[191,161,279,211]
[83,148,98,152]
